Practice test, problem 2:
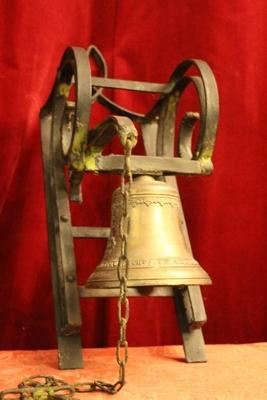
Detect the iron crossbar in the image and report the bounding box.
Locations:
[91,76,172,93]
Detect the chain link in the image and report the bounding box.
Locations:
[0,128,137,399]
[0,375,75,400]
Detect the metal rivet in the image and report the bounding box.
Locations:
[60,215,69,222]
[66,274,75,283]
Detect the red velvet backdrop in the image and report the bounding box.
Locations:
[0,0,267,350]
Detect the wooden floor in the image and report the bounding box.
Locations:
[0,344,266,399]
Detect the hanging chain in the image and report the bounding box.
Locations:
[0,127,137,399]
[115,130,135,387]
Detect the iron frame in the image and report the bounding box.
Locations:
[40,45,219,369]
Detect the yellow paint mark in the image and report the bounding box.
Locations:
[58,83,70,97]
[85,146,102,171]
[70,123,87,171]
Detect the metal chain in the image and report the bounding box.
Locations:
[0,129,137,399]
[115,135,134,386]
[0,375,75,400]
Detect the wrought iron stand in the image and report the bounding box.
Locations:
[40,46,219,369]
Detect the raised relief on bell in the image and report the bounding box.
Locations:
[129,197,179,209]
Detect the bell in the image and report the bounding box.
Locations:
[86,175,211,289]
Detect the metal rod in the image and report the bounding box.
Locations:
[91,155,203,175]
[72,226,110,238]
[92,77,171,93]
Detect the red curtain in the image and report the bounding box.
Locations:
[0,0,267,350]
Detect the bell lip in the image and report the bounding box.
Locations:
[86,277,212,288]
[80,284,211,298]
[86,262,212,289]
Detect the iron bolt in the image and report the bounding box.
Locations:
[66,274,75,283]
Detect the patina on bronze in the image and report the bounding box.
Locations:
[38,44,219,390]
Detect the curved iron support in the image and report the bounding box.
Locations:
[178,112,200,160]
[149,59,219,174]
[43,47,92,170]
[87,45,108,102]
[53,48,219,178]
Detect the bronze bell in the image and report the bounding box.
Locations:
[86,175,211,289]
